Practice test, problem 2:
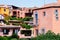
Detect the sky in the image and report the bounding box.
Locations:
[0,0,57,7]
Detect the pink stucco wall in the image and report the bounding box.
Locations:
[0,27,36,38]
[52,8,60,34]
[33,8,53,34]
[0,29,13,36]
[18,28,35,38]
[33,0,60,34]
[58,0,60,3]
[12,7,33,18]
[33,7,60,34]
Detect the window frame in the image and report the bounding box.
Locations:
[3,29,9,35]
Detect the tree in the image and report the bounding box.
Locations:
[30,30,60,40]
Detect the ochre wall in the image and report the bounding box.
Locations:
[0,7,10,16]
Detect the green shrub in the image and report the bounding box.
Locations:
[22,17,33,21]
[11,38,17,40]
[20,38,28,40]
[11,34,19,39]
[20,24,32,29]
[10,17,17,20]
[17,18,22,20]
[30,30,60,40]
[4,21,10,25]
[0,36,3,40]
[0,36,9,40]
[4,16,10,21]
[10,17,22,21]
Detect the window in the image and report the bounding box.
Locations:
[43,12,46,16]
[29,9,31,12]
[4,9,6,11]
[56,17,58,20]
[35,14,38,20]
[55,10,58,16]
[55,10,58,14]
[4,29,6,33]
[18,11,19,13]
[21,30,32,36]
[13,29,18,34]
[13,11,17,17]
[56,14,58,16]
[15,29,18,34]
[55,10,59,20]
[3,29,9,34]
[41,28,45,34]
[35,14,38,25]
[35,11,38,25]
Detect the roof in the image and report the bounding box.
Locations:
[0,5,22,10]
[33,2,60,11]
[0,5,9,8]
[8,5,22,10]
[42,3,60,7]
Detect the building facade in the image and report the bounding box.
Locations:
[33,0,60,34]
[0,0,60,38]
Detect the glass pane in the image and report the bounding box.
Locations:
[55,10,58,14]
[4,29,6,33]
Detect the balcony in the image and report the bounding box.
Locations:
[23,17,34,26]
[24,21,33,26]
[22,17,33,21]
[20,28,34,38]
